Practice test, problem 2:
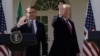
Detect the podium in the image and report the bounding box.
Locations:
[0,32,37,56]
[87,31,100,56]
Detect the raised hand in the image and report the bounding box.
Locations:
[58,2,64,15]
[17,16,27,26]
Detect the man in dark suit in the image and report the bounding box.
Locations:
[11,6,48,56]
[49,3,80,56]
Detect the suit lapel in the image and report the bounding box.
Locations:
[36,21,39,34]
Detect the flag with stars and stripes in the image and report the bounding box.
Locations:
[83,0,99,56]
[0,0,9,56]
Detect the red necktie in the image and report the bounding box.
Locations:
[66,20,72,34]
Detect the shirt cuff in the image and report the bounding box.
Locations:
[17,24,21,28]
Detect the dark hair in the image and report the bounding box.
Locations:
[26,5,37,13]
[27,5,37,10]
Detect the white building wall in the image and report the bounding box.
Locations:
[2,0,13,33]
[91,0,100,30]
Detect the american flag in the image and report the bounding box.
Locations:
[0,0,9,56]
[83,0,99,56]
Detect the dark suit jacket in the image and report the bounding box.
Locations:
[49,15,80,56]
[11,20,48,56]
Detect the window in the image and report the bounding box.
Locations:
[34,0,66,11]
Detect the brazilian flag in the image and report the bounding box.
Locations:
[17,0,23,22]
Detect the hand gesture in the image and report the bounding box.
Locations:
[17,16,27,26]
[58,2,64,15]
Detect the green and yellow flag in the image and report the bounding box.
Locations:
[17,0,23,22]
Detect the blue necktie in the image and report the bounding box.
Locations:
[30,21,35,34]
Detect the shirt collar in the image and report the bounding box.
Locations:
[63,17,69,21]
[30,19,36,23]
